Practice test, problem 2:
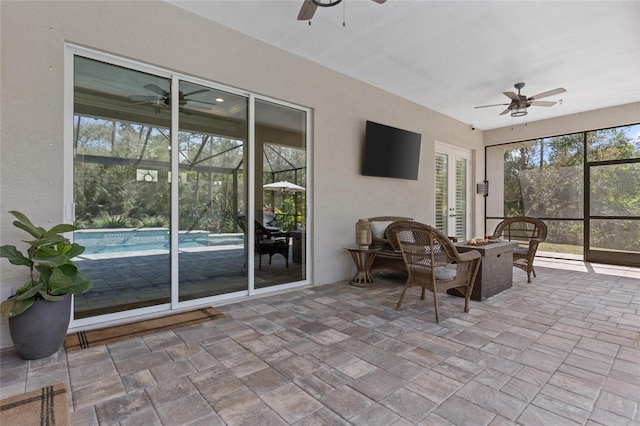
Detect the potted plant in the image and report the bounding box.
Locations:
[0,211,92,359]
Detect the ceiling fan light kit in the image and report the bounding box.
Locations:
[312,0,342,7]
[511,106,528,117]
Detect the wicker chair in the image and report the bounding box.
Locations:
[237,215,289,270]
[491,216,547,283]
[394,222,481,323]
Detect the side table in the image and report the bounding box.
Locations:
[344,246,380,287]
[290,230,306,263]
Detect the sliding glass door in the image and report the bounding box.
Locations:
[176,80,249,302]
[255,99,307,288]
[73,56,175,318]
[69,47,309,324]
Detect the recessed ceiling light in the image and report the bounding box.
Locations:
[215,98,224,103]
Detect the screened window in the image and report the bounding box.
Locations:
[486,123,640,265]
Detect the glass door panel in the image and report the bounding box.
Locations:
[177,80,248,300]
[255,99,307,288]
[73,56,172,318]
[435,152,449,235]
[454,157,468,239]
[436,144,470,241]
[587,161,640,266]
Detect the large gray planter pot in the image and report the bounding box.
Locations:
[8,294,71,360]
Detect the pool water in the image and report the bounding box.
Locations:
[74,229,243,255]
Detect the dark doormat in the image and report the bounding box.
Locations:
[65,307,225,351]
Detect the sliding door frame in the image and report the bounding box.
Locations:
[65,44,312,329]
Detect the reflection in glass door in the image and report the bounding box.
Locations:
[73,56,173,318]
[255,99,307,288]
[177,80,248,301]
[70,49,310,324]
[586,160,640,266]
[435,143,470,241]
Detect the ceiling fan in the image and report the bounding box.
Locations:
[297,0,387,21]
[475,82,566,117]
[129,84,216,109]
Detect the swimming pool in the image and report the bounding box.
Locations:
[74,228,243,254]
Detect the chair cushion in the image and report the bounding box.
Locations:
[371,221,393,239]
[435,265,457,280]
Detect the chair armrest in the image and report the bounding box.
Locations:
[457,250,481,262]
[527,238,542,253]
[528,238,543,248]
[372,235,390,245]
[273,232,290,242]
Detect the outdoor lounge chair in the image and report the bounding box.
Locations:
[491,216,547,283]
[394,222,481,323]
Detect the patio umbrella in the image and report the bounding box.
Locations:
[263,181,306,226]
[262,181,306,193]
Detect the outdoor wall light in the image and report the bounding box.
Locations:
[477,180,489,197]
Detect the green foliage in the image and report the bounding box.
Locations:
[95,214,134,229]
[0,211,93,318]
[218,217,237,233]
[72,116,308,238]
[500,124,639,250]
[178,203,210,231]
[140,215,169,228]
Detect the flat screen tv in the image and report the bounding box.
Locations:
[362,120,421,180]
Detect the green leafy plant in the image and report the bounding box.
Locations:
[140,215,169,228]
[95,214,133,228]
[0,211,93,318]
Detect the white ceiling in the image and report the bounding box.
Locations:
[168,0,640,131]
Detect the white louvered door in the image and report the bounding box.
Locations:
[435,143,471,241]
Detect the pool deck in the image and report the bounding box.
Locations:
[74,244,303,318]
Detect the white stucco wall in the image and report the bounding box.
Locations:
[15,1,631,348]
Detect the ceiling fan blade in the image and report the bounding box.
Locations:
[503,91,519,101]
[189,99,218,107]
[528,87,566,100]
[183,88,209,97]
[129,95,161,102]
[371,0,387,3]
[297,0,317,20]
[530,100,557,107]
[144,84,169,96]
[474,103,509,109]
[127,101,152,107]
[499,107,512,115]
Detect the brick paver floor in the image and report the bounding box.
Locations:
[1,258,639,425]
